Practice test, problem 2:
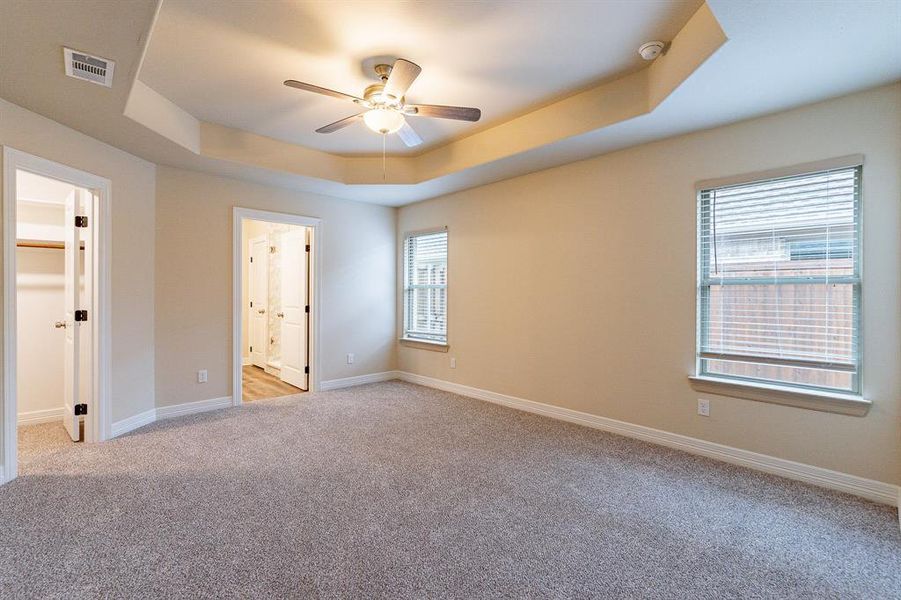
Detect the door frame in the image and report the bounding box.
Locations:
[1,147,112,484]
[232,207,321,405]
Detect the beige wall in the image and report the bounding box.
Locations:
[0,98,157,426]
[397,83,901,485]
[155,167,396,407]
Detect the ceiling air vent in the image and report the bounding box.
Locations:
[63,47,115,87]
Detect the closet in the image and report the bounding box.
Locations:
[15,170,89,441]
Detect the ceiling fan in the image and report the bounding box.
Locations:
[284,59,481,148]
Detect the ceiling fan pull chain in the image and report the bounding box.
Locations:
[382,134,387,182]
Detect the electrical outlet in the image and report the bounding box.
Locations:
[347,353,354,365]
[697,398,710,417]
[450,357,457,369]
[198,369,208,384]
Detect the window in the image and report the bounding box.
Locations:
[697,166,861,394]
[403,229,448,344]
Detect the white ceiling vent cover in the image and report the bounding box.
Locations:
[63,47,115,87]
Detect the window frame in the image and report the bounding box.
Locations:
[694,162,863,398]
[402,226,449,347]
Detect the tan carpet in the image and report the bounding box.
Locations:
[1,381,899,598]
[17,421,75,467]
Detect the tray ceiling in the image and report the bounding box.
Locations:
[139,0,703,155]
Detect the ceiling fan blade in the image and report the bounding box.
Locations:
[284,80,366,105]
[315,113,364,134]
[384,59,422,100]
[397,120,423,147]
[406,104,481,122]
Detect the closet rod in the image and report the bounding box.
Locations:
[16,240,85,250]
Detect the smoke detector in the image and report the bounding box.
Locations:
[63,47,115,87]
[638,41,666,61]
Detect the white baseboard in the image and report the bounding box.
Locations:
[156,396,232,420]
[396,371,900,507]
[320,371,400,391]
[111,396,233,438]
[17,407,63,426]
[0,466,5,485]
[241,357,251,366]
[110,408,156,438]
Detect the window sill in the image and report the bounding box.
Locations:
[688,375,870,417]
[399,338,449,352]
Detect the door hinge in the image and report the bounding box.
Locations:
[250,301,253,308]
[304,366,309,374]
[74,403,88,416]
[249,345,253,352]
[75,310,88,322]
[305,305,309,313]
[75,215,88,228]
[305,244,310,252]
[250,256,253,263]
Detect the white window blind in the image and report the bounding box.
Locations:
[404,229,448,343]
[697,166,861,393]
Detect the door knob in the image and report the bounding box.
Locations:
[276,312,284,318]
[54,321,67,329]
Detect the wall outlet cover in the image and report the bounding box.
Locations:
[697,398,710,417]
[347,353,354,365]
[198,369,208,383]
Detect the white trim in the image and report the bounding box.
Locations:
[156,396,232,420]
[320,371,400,391]
[110,407,156,437]
[110,396,233,438]
[695,154,865,190]
[233,207,322,406]
[688,376,870,416]
[2,147,112,486]
[242,357,252,367]
[395,371,899,506]
[18,407,64,426]
[0,466,5,485]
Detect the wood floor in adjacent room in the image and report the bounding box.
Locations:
[242,364,303,401]
[2,381,899,598]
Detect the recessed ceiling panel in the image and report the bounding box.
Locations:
[140,0,703,155]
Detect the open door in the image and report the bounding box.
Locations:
[280,228,308,390]
[78,189,94,441]
[248,235,268,368]
[61,190,81,441]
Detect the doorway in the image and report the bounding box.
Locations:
[233,208,320,405]
[2,148,111,484]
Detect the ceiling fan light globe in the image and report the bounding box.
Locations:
[363,108,405,134]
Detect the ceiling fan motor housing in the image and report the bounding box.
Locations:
[364,83,403,108]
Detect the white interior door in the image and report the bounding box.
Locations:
[248,235,268,368]
[61,190,81,441]
[280,228,308,390]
